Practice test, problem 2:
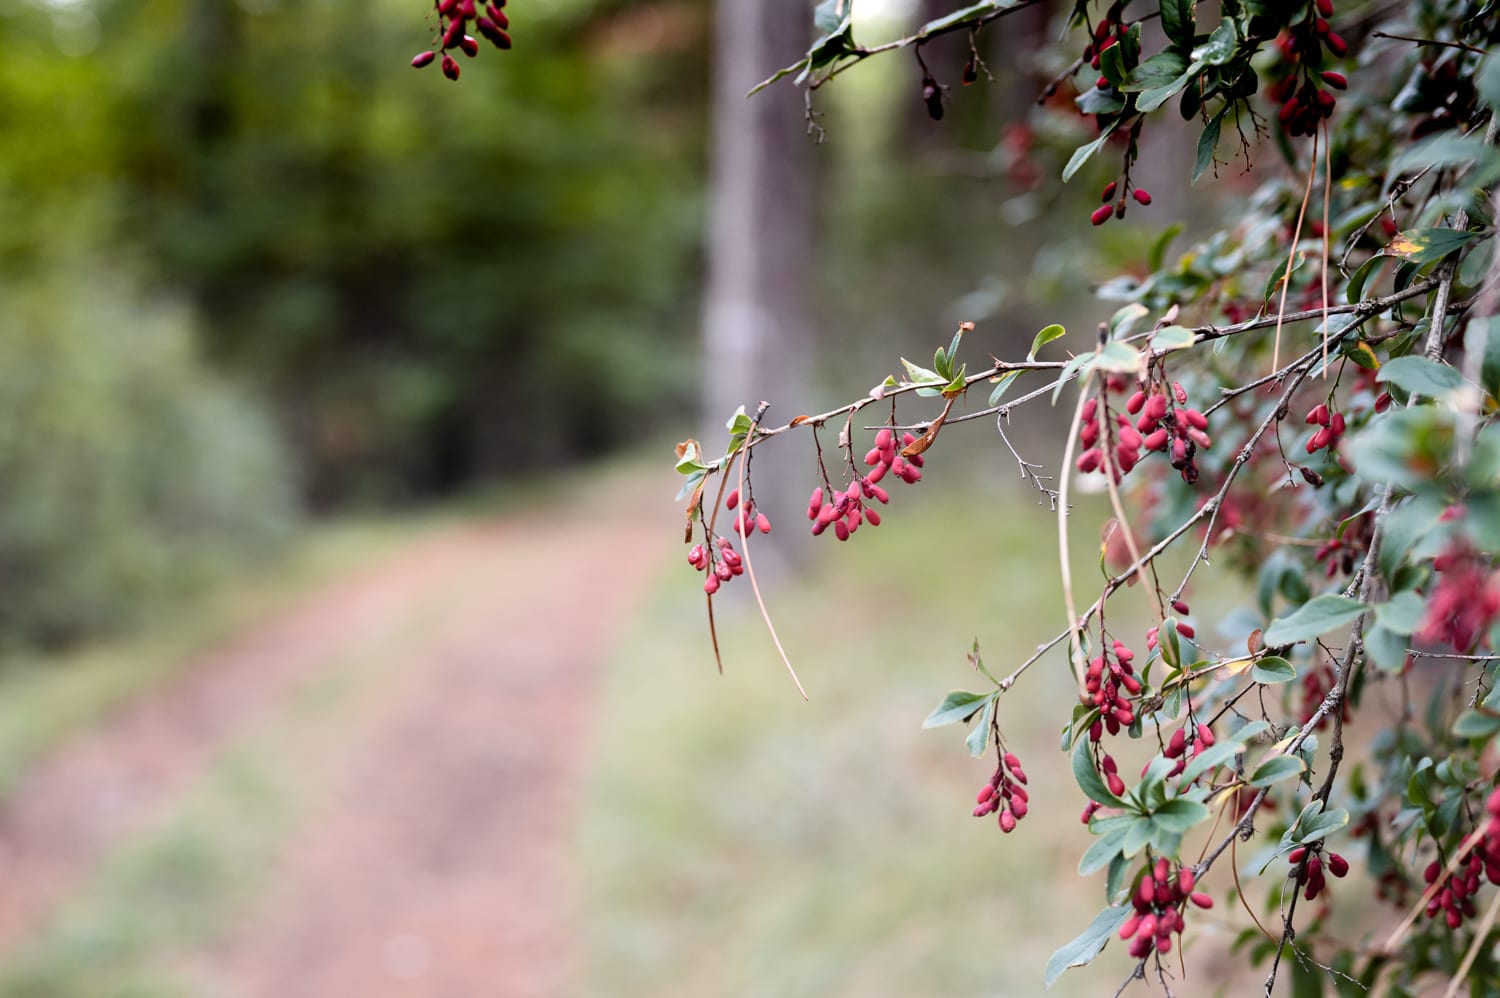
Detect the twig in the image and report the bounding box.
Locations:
[1371,30,1486,54]
[1058,374,1094,695]
[735,404,808,700]
[1273,129,1321,376]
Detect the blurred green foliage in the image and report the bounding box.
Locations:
[0,266,297,647]
[0,0,707,504]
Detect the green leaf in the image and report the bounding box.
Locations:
[1030,323,1066,359]
[916,0,1003,36]
[1454,710,1500,738]
[1093,340,1142,375]
[1053,352,1095,403]
[1291,804,1349,846]
[1193,110,1224,184]
[1251,656,1297,685]
[967,695,996,757]
[1263,595,1368,646]
[1344,253,1384,305]
[1249,754,1306,788]
[900,357,944,386]
[1079,826,1129,875]
[1373,590,1426,636]
[1137,72,1194,113]
[1180,740,1246,784]
[1385,227,1479,267]
[813,0,844,33]
[1110,303,1150,337]
[1479,52,1500,113]
[1074,737,1126,807]
[1192,21,1238,66]
[1159,0,1194,49]
[923,690,993,729]
[1150,797,1211,834]
[1151,325,1196,352]
[1044,906,1132,989]
[988,371,1022,407]
[1377,356,1464,398]
[1062,123,1119,183]
[1123,52,1189,91]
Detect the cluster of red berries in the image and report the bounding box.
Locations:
[1090,180,1152,226]
[1076,396,1142,481]
[1119,859,1213,958]
[973,752,1029,833]
[1137,382,1210,484]
[1083,640,1140,741]
[806,428,923,542]
[1304,403,1346,455]
[1267,0,1349,136]
[411,0,511,81]
[1418,541,1500,652]
[1077,381,1211,486]
[1290,844,1349,901]
[1421,790,1500,932]
[688,488,771,595]
[807,478,884,541]
[864,428,924,485]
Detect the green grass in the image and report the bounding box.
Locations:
[576,483,1187,998]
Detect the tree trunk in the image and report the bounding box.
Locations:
[702,0,814,557]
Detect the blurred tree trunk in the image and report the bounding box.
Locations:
[702,0,813,557]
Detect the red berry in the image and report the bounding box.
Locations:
[1090,205,1113,226]
[441,54,461,80]
[1101,181,1117,203]
[756,513,771,534]
[1190,892,1213,909]
[1322,71,1347,90]
[411,51,437,68]
[1132,189,1152,206]
[725,488,740,510]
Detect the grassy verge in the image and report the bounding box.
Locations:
[576,482,1190,997]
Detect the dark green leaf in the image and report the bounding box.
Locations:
[1079,826,1129,875]
[917,0,1003,36]
[1180,740,1245,783]
[1193,110,1224,184]
[1192,21,1238,65]
[1160,0,1194,49]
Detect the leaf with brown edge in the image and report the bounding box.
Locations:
[790,414,813,426]
[684,479,706,542]
[900,396,956,457]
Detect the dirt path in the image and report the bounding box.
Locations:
[0,466,674,996]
